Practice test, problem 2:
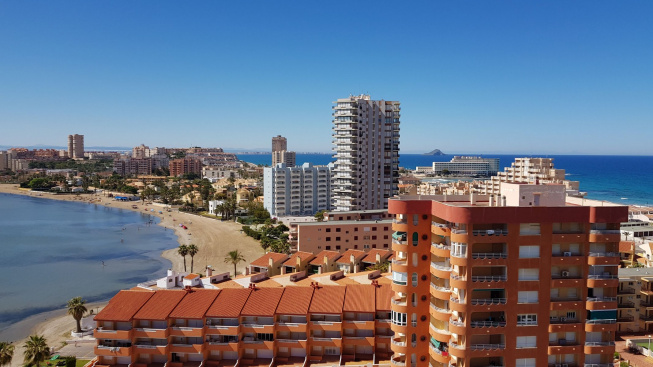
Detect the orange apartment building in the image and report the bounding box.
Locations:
[93,283,395,367]
[170,158,202,177]
[387,184,627,367]
[289,210,393,254]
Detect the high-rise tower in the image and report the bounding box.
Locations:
[332,95,400,211]
[272,135,295,167]
[68,134,84,159]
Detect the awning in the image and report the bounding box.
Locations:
[392,231,406,240]
[50,355,60,361]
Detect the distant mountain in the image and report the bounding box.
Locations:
[423,149,446,156]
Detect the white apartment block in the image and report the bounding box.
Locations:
[431,155,500,176]
[202,166,241,182]
[331,94,400,212]
[264,163,331,217]
[475,157,583,197]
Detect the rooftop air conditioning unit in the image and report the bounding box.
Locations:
[563,252,572,257]
[561,271,570,278]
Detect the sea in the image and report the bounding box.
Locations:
[238,153,653,206]
[0,194,177,340]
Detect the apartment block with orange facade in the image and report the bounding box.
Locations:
[93,283,394,367]
[387,184,627,367]
[169,158,202,177]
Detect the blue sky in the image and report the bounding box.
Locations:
[1,1,651,155]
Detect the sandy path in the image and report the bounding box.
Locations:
[0,184,264,366]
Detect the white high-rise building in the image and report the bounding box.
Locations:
[331,95,400,211]
[264,163,331,217]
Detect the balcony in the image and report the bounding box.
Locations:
[169,343,203,353]
[584,341,616,354]
[132,344,167,355]
[587,252,620,265]
[94,328,132,340]
[470,298,506,306]
[204,325,239,335]
[548,341,581,354]
[309,320,342,331]
[430,283,452,299]
[471,275,507,283]
[276,322,307,333]
[471,252,507,260]
[241,323,274,334]
[585,319,618,332]
[95,345,132,357]
[430,304,452,321]
[587,275,619,288]
[431,242,451,257]
[470,320,506,328]
[430,262,452,278]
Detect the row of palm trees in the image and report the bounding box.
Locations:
[177,245,246,277]
[0,335,50,367]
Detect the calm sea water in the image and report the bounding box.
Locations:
[238,153,653,206]
[0,194,177,337]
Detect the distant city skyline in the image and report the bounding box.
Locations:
[1,1,652,155]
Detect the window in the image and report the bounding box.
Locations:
[516,336,536,349]
[393,271,407,285]
[515,358,536,367]
[519,246,539,258]
[372,227,377,231]
[411,273,418,287]
[384,235,388,239]
[518,268,539,281]
[518,291,538,304]
[336,228,341,232]
[335,245,341,250]
[354,227,358,232]
[336,237,340,241]
[411,313,417,327]
[384,227,389,231]
[391,310,407,326]
[326,228,331,232]
[326,237,331,242]
[411,293,417,307]
[519,223,540,235]
[566,311,576,320]
[372,235,377,240]
[354,236,358,240]
[517,314,537,326]
[325,246,330,250]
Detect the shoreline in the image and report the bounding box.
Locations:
[0,184,265,363]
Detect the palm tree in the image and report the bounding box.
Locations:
[22,335,49,367]
[0,342,14,367]
[224,250,245,277]
[187,244,199,273]
[178,245,189,272]
[67,297,87,333]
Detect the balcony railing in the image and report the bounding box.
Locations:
[588,252,619,257]
[451,228,467,234]
[431,262,452,271]
[471,275,507,282]
[470,298,506,305]
[470,320,506,328]
[585,341,615,346]
[589,229,621,235]
[585,319,616,324]
[471,253,507,259]
[430,284,451,293]
[588,274,618,279]
[431,242,451,251]
[430,305,451,314]
[469,344,505,350]
[449,318,464,327]
[472,229,508,236]
[587,297,617,302]
[618,288,636,294]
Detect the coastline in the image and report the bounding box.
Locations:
[0,184,265,363]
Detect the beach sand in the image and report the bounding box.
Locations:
[0,183,265,365]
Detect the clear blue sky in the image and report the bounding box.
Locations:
[1,1,651,155]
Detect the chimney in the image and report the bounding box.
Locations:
[489,195,495,207]
[206,266,213,277]
[470,192,476,205]
[502,195,507,207]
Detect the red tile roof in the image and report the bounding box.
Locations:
[169,289,219,319]
[343,284,375,313]
[309,250,341,265]
[361,249,393,263]
[309,285,345,314]
[95,290,154,322]
[241,287,284,316]
[206,288,251,318]
[134,290,187,320]
[276,286,314,315]
[375,284,393,311]
[184,274,200,279]
[250,252,289,267]
[282,251,316,266]
[619,241,635,253]
[335,249,367,264]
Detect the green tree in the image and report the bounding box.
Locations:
[366,261,390,273]
[0,342,14,367]
[178,245,189,272]
[187,244,199,273]
[67,297,87,334]
[22,335,49,367]
[81,175,90,192]
[224,250,245,277]
[314,210,326,222]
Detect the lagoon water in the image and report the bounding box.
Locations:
[0,194,177,338]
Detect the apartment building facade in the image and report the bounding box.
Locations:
[263,163,331,217]
[332,95,400,212]
[387,184,626,367]
[289,210,394,253]
[68,134,84,159]
[113,158,154,176]
[431,156,500,176]
[616,268,653,333]
[170,158,202,177]
[93,284,394,367]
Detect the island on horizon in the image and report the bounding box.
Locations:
[423,149,446,156]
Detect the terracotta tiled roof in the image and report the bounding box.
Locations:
[184,274,200,279]
[95,290,154,322]
[309,285,345,314]
[253,278,284,288]
[169,289,219,319]
[335,250,367,264]
[375,284,393,311]
[333,277,359,285]
[282,251,316,266]
[206,288,251,318]
[361,249,393,264]
[250,252,289,267]
[620,241,635,253]
[343,284,375,313]
[134,290,187,320]
[241,287,284,316]
[276,286,315,315]
[309,250,341,265]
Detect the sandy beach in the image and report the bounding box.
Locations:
[0,183,265,365]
